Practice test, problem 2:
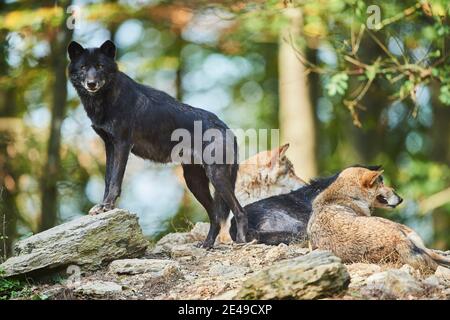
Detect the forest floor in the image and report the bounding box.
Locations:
[19,222,450,300]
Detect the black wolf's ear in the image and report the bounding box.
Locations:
[100,40,116,59]
[68,41,84,61]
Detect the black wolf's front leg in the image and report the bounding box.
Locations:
[92,126,114,199]
[103,139,114,200]
[89,141,131,215]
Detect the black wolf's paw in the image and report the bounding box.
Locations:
[88,203,115,215]
[194,241,204,248]
[200,240,215,250]
[235,233,247,244]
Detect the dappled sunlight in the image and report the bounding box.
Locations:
[0,0,449,256]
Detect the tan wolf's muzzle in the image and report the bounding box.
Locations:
[375,186,403,209]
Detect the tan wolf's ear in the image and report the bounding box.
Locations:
[361,170,384,188]
[278,143,290,157]
[268,143,289,168]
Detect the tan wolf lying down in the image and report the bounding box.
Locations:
[307,166,450,271]
[218,144,305,243]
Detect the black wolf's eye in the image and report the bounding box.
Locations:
[97,64,103,69]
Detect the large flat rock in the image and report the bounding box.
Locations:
[0,209,148,277]
[235,250,350,299]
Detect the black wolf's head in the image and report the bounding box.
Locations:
[67,40,118,95]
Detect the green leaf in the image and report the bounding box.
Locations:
[365,64,378,81]
[439,85,450,106]
[326,72,349,96]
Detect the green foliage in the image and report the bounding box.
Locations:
[0,0,449,254]
[326,73,349,96]
[439,85,450,106]
[398,160,450,199]
[225,0,450,112]
[0,268,48,300]
[0,268,28,300]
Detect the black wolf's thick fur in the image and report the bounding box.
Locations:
[68,40,248,248]
[230,164,381,245]
[230,173,339,245]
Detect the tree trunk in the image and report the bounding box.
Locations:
[430,81,450,249]
[40,3,73,231]
[0,29,19,260]
[0,89,19,261]
[278,8,317,180]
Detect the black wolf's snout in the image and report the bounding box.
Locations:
[86,68,99,85]
[84,67,104,92]
[87,81,97,89]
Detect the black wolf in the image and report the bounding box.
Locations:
[230,173,338,245]
[230,165,402,245]
[67,40,247,248]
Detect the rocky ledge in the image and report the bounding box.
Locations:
[1,209,449,300]
[0,209,148,277]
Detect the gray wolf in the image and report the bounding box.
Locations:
[67,40,247,248]
[307,166,450,271]
[231,165,402,245]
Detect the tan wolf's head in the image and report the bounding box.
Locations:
[336,165,403,210]
[235,143,306,206]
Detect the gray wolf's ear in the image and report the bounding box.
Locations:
[278,143,290,157]
[68,41,84,61]
[361,170,384,188]
[267,144,289,169]
[100,40,116,59]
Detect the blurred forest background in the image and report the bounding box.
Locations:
[0,0,449,260]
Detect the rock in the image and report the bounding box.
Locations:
[235,250,350,300]
[152,233,194,254]
[150,222,209,255]
[39,287,66,300]
[443,288,450,298]
[109,258,180,277]
[74,281,122,296]
[213,289,240,300]
[288,245,310,256]
[263,243,289,263]
[399,264,421,278]
[171,243,205,259]
[209,262,250,279]
[422,275,441,289]
[346,263,382,289]
[362,269,424,299]
[0,209,148,277]
[189,222,210,241]
[435,266,450,285]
